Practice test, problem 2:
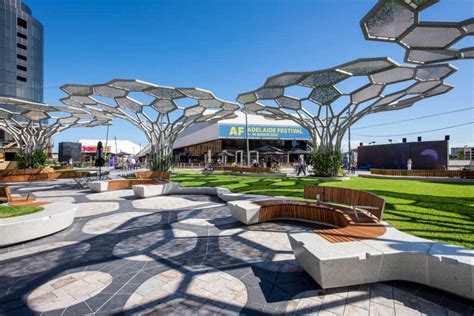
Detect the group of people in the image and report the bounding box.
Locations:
[251,158,282,171]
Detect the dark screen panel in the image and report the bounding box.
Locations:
[357,140,448,170]
[59,142,82,162]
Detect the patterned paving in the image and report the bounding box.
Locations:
[75,202,120,218]
[0,179,472,315]
[27,272,113,312]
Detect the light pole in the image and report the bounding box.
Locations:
[347,108,351,166]
[245,112,250,166]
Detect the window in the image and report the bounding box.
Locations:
[16,76,27,82]
[17,54,27,61]
[17,65,27,71]
[17,43,27,50]
[17,32,27,40]
[17,17,27,28]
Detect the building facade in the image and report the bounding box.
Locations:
[172,112,311,165]
[0,0,43,142]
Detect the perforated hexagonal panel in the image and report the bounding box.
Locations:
[361,0,473,64]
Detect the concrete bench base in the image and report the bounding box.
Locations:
[133,182,179,198]
[132,181,276,203]
[229,199,474,300]
[0,202,77,247]
[88,181,109,192]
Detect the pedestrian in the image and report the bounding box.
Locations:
[407,158,413,171]
[251,158,257,168]
[297,155,306,176]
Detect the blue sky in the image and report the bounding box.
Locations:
[27,0,473,150]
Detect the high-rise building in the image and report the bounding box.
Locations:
[0,0,44,142]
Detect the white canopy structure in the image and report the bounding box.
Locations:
[360,0,473,64]
[237,57,456,151]
[0,96,112,157]
[60,80,240,170]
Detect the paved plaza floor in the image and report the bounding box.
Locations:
[0,179,472,315]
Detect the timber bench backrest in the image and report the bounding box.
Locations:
[135,171,171,180]
[304,186,385,221]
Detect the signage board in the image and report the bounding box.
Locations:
[81,145,111,153]
[218,124,310,140]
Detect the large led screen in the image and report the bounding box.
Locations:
[357,140,448,170]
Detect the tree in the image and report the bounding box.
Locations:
[237,58,455,176]
[0,96,111,168]
[60,80,239,171]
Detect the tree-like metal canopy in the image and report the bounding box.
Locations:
[59,79,240,170]
[360,0,473,64]
[0,96,112,154]
[237,57,455,150]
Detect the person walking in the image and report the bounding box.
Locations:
[407,158,413,171]
[297,155,306,176]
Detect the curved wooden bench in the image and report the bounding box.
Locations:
[254,200,386,243]
[304,185,385,220]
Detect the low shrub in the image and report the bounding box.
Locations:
[311,147,343,177]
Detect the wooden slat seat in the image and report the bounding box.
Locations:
[304,185,385,221]
[371,168,474,178]
[253,199,386,243]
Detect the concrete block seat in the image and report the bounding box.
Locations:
[228,189,474,300]
[132,181,267,202]
[0,202,77,247]
[89,171,171,193]
[133,181,179,198]
[289,225,473,300]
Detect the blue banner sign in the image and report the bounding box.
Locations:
[219,124,310,140]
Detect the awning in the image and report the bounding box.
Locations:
[218,151,235,157]
[254,145,285,155]
[288,148,310,154]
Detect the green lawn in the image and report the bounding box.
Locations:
[0,205,44,218]
[171,171,474,248]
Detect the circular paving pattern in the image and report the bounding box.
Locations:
[113,229,198,261]
[124,269,247,314]
[82,211,156,235]
[75,202,120,218]
[0,242,91,277]
[86,189,135,201]
[176,205,232,222]
[285,290,322,314]
[219,222,312,272]
[132,196,212,210]
[27,271,112,312]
